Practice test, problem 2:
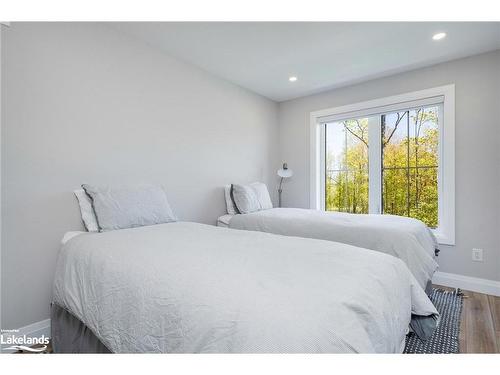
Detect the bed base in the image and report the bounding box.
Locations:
[50,303,111,353]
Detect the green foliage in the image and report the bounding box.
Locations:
[326,108,439,228]
[326,118,369,214]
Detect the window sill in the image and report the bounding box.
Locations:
[432,229,455,246]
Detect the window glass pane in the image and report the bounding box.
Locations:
[325,118,369,213]
[382,168,408,217]
[381,105,439,227]
[410,166,438,227]
[382,111,408,168]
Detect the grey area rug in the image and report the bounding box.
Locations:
[404,288,463,354]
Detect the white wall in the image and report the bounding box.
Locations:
[1,23,279,329]
[278,50,500,283]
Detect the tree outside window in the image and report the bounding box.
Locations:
[325,105,439,228]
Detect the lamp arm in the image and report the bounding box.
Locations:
[278,176,284,192]
[278,176,284,208]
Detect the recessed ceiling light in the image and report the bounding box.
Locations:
[432,32,446,41]
[289,76,298,82]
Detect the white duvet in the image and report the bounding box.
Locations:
[53,222,437,353]
[228,208,438,290]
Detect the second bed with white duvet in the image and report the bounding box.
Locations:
[218,208,439,291]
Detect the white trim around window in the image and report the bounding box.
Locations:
[310,85,455,245]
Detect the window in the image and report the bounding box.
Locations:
[311,86,455,244]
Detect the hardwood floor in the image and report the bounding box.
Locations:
[435,285,500,353]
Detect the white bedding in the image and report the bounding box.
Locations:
[217,214,233,227]
[226,208,439,290]
[60,231,85,245]
[53,222,437,353]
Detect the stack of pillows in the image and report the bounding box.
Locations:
[225,182,273,215]
[74,184,177,232]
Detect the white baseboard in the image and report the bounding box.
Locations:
[433,271,500,297]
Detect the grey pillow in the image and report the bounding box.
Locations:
[230,184,261,214]
[81,184,177,232]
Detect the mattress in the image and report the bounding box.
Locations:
[61,231,85,245]
[224,208,439,290]
[53,222,437,353]
[216,214,233,228]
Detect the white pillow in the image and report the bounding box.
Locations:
[229,182,273,214]
[81,184,177,232]
[74,189,99,232]
[224,185,238,215]
[250,182,273,210]
[230,184,261,214]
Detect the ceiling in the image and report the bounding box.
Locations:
[109,22,500,102]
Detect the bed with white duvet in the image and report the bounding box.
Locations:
[53,221,438,353]
[221,183,438,292]
[221,208,438,292]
